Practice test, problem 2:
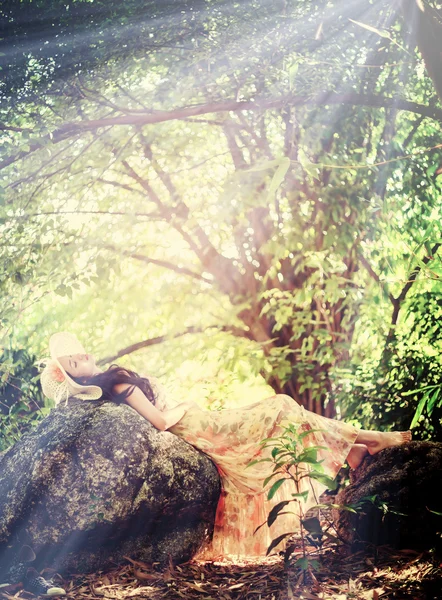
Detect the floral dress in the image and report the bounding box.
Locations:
[157,388,359,560]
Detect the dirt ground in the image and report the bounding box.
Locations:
[1,539,440,600]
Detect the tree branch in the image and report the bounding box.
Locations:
[97,324,254,364]
[391,243,442,325]
[96,177,153,198]
[222,122,248,170]
[101,243,213,283]
[4,92,442,172]
[0,123,33,133]
[379,243,441,368]
[52,93,442,134]
[8,209,163,220]
[403,115,425,149]
[359,252,397,305]
[120,158,201,255]
[120,158,245,297]
[2,237,213,284]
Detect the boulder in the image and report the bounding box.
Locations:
[333,441,442,551]
[0,398,220,581]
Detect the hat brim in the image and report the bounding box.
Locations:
[52,356,102,400]
[43,332,103,403]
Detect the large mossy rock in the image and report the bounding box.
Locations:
[333,441,442,551]
[0,398,220,581]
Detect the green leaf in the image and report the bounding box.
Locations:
[267,500,293,527]
[263,471,282,488]
[294,556,309,570]
[361,494,378,505]
[267,157,291,201]
[297,447,317,461]
[410,393,429,428]
[427,387,441,416]
[301,516,322,534]
[309,559,321,572]
[273,452,296,464]
[253,520,268,535]
[427,507,442,517]
[298,428,326,440]
[291,491,309,502]
[260,436,285,444]
[328,503,358,513]
[267,478,287,500]
[266,532,295,556]
[308,471,338,490]
[402,384,439,397]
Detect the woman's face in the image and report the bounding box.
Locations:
[58,353,96,378]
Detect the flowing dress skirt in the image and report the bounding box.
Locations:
[168,394,359,559]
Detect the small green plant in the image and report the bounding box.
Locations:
[362,494,408,518]
[247,422,358,582]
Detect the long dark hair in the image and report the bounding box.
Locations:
[70,364,157,406]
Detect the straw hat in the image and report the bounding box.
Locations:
[40,332,102,406]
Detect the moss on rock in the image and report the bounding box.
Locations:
[0,397,220,580]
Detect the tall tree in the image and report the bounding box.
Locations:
[1,0,442,416]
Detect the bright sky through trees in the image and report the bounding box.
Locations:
[1,0,442,435]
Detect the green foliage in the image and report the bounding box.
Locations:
[0,341,51,452]
[247,422,352,574]
[337,292,442,440]
[1,0,442,433]
[361,494,408,518]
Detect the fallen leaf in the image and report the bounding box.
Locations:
[122,555,153,570]
[133,569,159,581]
[228,582,245,589]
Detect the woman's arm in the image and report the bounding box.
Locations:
[114,383,191,431]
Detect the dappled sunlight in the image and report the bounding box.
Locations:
[1,0,442,415]
[1,0,442,594]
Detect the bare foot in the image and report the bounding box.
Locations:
[347,444,369,469]
[365,431,412,455]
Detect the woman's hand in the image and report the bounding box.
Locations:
[118,383,198,431]
[162,402,198,430]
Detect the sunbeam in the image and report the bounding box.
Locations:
[1,0,442,596]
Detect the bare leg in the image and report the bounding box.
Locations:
[347,444,369,469]
[355,429,412,455]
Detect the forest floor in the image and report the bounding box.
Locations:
[1,539,440,600]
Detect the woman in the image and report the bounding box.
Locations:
[40,332,412,559]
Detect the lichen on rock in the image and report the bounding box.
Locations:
[0,397,220,581]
